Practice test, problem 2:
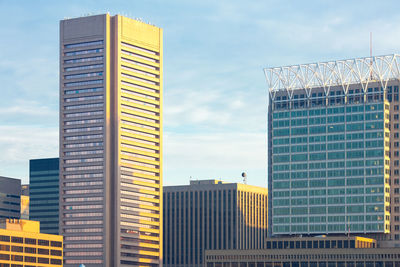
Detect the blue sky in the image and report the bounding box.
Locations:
[1,0,400,187]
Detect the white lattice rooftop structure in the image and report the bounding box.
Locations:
[264,54,400,100]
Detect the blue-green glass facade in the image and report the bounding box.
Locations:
[269,89,391,236]
[29,158,59,235]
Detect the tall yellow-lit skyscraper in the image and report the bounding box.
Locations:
[59,14,163,267]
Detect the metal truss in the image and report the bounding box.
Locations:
[264,54,400,100]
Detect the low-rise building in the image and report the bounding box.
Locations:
[205,236,400,267]
[0,219,63,266]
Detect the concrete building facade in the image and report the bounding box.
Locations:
[59,14,163,267]
[29,158,59,234]
[205,236,400,267]
[0,177,21,220]
[163,180,268,267]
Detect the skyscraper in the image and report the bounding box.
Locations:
[60,14,163,266]
[163,180,268,267]
[29,158,59,234]
[265,55,400,239]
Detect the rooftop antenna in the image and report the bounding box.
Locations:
[241,172,247,184]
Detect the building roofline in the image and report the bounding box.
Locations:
[264,54,400,100]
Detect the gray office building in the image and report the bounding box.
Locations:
[29,158,59,234]
[0,176,21,219]
[163,180,268,267]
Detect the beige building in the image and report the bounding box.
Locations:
[163,180,268,267]
[60,14,163,267]
[205,236,400,267]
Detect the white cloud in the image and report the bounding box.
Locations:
[0,125,58,183]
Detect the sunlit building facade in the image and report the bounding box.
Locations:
[60,14,163,266]
[0,219,63,266]
[21,185,29,220]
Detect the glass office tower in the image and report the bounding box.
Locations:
[265,55,400,237]
[60,14,163,267]
[29,158,59,234]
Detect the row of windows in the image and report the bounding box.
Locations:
[265,239,358,249]
[274,187,384,198]
[122,65,158,78]
[274,132,384,145]
[64,40,103,49]
[273,103,384,119]
[121,49,158,64]
[0,246,61,255]
[65,111,103,119]
[64,71,103,80]
[64,165,103,172]
[274,177,385,188]
[121,80,158,94]
[0,254,62,264]
[274,141,384,154]
[274,222,385,232]
[274,170,385,180]
[121,42,158,55]
[64,173,102,179]
[64,204,102,210]
[64,87,103,95]
[0,236,61,247]
[273,113,384,128]
[274,160,384,171]
[64,56,103,64]
[63,197,103,203]
[64,48,103,56]
[122,72,158,86]
[274,150,384,162]
[64,142,103,148]
[274,123,384,137]
[65,95,103,102]
[65,212,103,218]
[274,205,385,215]
[64,157,103,164]
[64,126,103,133]
[64,235,102,241]
[64,134,103,141]
[64,188,103,194]
[65,64,103,72]
[64,79,103,88]
[64,149,103,156]
[274,215,384,224]
[122,57,157,71]
[274,195,385,206]
[65,118,104,125]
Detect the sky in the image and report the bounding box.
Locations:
[1,0,400,187]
